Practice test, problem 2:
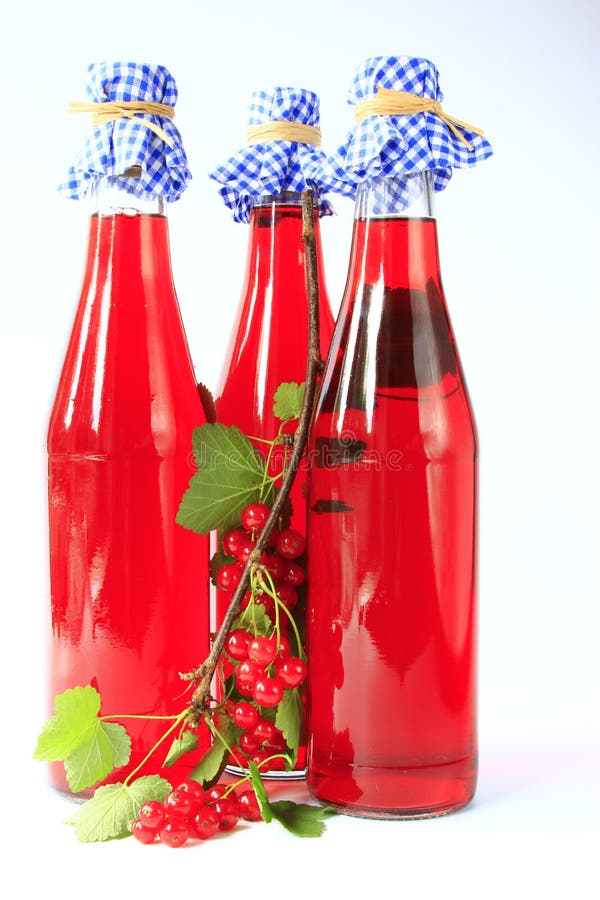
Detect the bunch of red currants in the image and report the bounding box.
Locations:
[131,781,261,848]
[216,502,308,768]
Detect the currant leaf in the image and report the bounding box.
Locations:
[273,382,305,422]
[247,760,272,823]
[163,729,199,767]
[176,423,273,534]
[267,800,338,838]
[67,775,171,843]
[234,600,273,635]
[33,685,131,792]
[190,714,242,787]
[274,688,303,754]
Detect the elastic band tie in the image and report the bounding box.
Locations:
[67,100,176,148]
[246,120,322,147]
[354,87,484,151]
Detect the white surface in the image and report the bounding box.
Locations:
[0,0,598,894]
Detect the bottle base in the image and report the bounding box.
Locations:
[307,752,477,820]
[225,764,307,781]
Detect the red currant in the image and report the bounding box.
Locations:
[239,731,261,756]
[274,656,308,689]
[131,818,157,844]
[160,813,189,847]
[248,635,278,666]
[283,561,305,587]
[262,552,286,583]
[237,790,262,822]
[176,779,205,803]
[138,799,166,830]
[236,660,267,695]
[231,700,259,730]
[213,797,240,831]
[190,805,220,840]
[164,789,195,818]
[216,561,244,591]
[236,536,255,564]
[275,633,291,659]
[252,719,276,744]
[276,584,298,611]
[252,676,284,708]
[206,783,237,803]
[250,750,270,768]
[265,729,288,753]
[225,628,252,661]
[276,528,306,559]
[241,502,271,533]
[222,527,248,558]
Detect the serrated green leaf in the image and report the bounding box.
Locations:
[163,730,199,767]
[248,761,272,823]
[273,382,305,422]
[268,800,338,838]
[233,600,273,636]
[275,688,303,755]
[67,775,171,843]
[176,423,272,535]
[34,685,102,762]
[190,714,241,787]
[33,685,131,792]
[65,721,131,793]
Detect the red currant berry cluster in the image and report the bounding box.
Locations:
[131,780,261,848]
[216,503,308,770]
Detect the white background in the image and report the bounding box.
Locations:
[0,0,598,895]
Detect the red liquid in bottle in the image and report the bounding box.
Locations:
[47,210,210,794]
[306,215,477,817]
[214,197,335,775]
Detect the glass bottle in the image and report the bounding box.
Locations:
[306,174,478,817]
[47,180,210,795]
[215,190,335,776]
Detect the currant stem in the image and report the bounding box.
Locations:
[122,710,189,787]
[186,190,323,727]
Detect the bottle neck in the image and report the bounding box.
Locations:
[348,173,441,292]
[244,190,327,296]
[83,179,174,298]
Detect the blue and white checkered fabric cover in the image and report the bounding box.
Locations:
[58,61,191,202]
[209,87,333,223]
[318,55,492,201]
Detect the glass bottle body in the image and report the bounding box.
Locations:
[47,187,210,795]
[214,193,335,776]
[306,176,478,817]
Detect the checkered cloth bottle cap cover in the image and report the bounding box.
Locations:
[209,86,333,224]
[58,61,191,202]
[316,55,493,200]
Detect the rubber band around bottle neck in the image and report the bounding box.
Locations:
[66,100,176,148]
[246,120,322,146]
[354,87,484,151]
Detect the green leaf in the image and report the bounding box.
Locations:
[233,599,273,636]
[273,382,305,422]
[163,730,199,767]
[248,760,272,823]
[33,685,131,792]
[189,714,241,787]
[247,761,337,837]
[65,722,131,793]
[268,800,338,838]
[67,775,171,843]
[275,688,303,755]
[176,423,271,535]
